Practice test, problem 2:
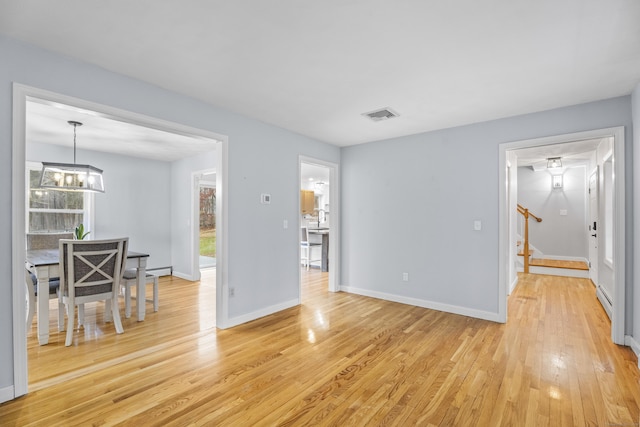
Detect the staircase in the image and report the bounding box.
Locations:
[516,251,590,278]
[516,205,590,278]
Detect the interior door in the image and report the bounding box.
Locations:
[588,169,598,285]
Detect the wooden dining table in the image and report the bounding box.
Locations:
[25,249,149,345]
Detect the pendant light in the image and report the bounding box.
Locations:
[546,157,562,169]
[39,121,105,193]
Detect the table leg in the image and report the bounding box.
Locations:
[35,266,50,345]
[136,257,148,321]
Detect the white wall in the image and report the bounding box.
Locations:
[517,166,587,259]
[0,35,340,396]
[341,96,634,322]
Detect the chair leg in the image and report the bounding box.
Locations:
[65,303,74,347]
[104,300,113,322]
[306,247,310,271]
[78,304,85,326]
[152,277,159,312]
[58,300,64,332]
[111,297,124,334]
[25,277,35,330]
[124,283,132,318]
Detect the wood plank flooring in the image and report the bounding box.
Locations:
[1,270,639,426]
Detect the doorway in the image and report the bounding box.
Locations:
[499,127,626,344]
[299,157,340,297]
[11,84,228,397]
[198,174,216,269]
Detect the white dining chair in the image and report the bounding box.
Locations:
[58,237,128,346]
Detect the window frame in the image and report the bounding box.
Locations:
[25,161,95,235]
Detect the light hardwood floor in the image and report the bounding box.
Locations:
[1,270,639,426]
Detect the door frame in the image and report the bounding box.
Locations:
[499,127,625,344]
[588,167,599,286]
[11,83,229,398]
[298,156,340,295]
[191,170,216,278]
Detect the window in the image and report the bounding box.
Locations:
[26,163,92,233]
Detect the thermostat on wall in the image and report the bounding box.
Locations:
[261,193,271,204]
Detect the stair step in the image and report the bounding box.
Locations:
[528,259,589,271]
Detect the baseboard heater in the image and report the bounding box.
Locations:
[596,285,613,320]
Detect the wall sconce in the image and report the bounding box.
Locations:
[552,175,563,189]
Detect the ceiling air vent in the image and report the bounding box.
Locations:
[362,107,399,122]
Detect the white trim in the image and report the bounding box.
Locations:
[172,271,200,281]
[11,83,230,396]
[499,126,626,345]
[298,156,341,294]
[509,275,519,295]
[215,136,230,329]
[341,286,501,322]
[12,84,28,399]
[224,299,300,329]
[611,126,625,344]
[624,335,640,368]
[498,148,508,322]
[190,169,216,282]
[0,385,15,404]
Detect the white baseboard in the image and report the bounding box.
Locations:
[340,286,500,323]
[625,335,640,368]
[172,271,198,281]
[509,276,519,295]
[220,298,300,329]
[0,385,15,404]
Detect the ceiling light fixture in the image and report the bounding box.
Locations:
[547,157,562,169]
[39,121,105,193]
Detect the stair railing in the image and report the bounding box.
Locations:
[517,204,542,273]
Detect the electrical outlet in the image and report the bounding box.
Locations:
[402,272,409,282]
[229,287,235,297]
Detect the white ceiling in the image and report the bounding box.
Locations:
[2,0,640,150]
[26,99,217,162]
[515,137,603,170]
[301,163,330,185]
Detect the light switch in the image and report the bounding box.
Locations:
[261,193,271,204]
[560,210,567,216]
[474,220,482,231]
[283,219,288,229]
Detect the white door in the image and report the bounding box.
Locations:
[588,169,598,285]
